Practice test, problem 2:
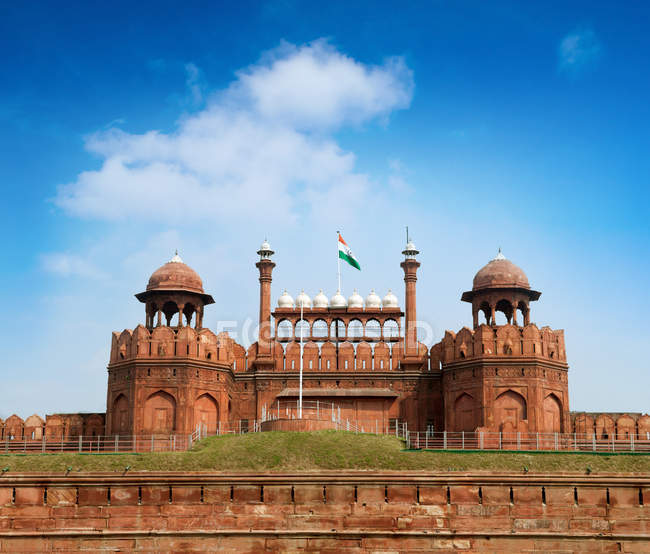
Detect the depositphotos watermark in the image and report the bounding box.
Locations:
[208,317,439,348]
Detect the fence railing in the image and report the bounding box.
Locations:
[5,425,648,456]
[1,427,203,455]
[405,430,650,453]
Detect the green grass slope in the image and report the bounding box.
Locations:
[0,431,648,473]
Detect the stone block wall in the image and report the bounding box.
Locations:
[0,472,647,551]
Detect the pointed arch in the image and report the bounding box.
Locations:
[494,390,527,432]
[454,393,476,432]
[194,393,219,434]
[112,394,130,434]
[144,390,176,434]
[542,393,562,433]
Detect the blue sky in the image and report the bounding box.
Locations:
[1,1,649,417]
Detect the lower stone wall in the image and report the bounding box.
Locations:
[0,472,648,552]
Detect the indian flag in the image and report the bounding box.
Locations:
[338,234,361,270]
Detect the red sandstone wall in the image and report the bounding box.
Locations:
[0,472,647,552]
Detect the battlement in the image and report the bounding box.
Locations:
[0,413,105,441]
[109,325,246,370]
[431,323,567,366]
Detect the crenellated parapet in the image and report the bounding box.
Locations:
[571,412,650,440]
[254,339,429,372]
[109,325,246,369]
[0,413,105,441]
[436,323,567,364]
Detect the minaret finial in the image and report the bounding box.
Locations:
[494,247,506,261]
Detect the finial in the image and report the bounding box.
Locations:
[257,238,274,259]
[494,248,506,261]
[402,233,419,258]
[170,251,183,263]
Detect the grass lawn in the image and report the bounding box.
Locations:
[0,431,648,473]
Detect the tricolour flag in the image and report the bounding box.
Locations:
[338,234,361,270]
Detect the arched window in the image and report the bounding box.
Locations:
[295,319,310,338]
[366,319,381,338]
[277,319,293,339]
[383,319,399,338]
[312,319,328,338]
[330,319,346,339]
[348,319,363,338]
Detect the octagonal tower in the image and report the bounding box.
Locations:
[435,251,570,436]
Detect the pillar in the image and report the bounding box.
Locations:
[400,239,420,361]
[178,304,185,327]
[253,240,276,370]
[256,258,275,355]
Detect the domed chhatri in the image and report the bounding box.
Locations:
[135,251,214,330]
[462,249,541,328]
[382,289,398,308]
[365,289,382,309]
[296,290,312,309]
[348,289,364,309]
[147,252,204,294]
[472,249,530,291]
[277,290,295,308]
[313,290,329,308]
[330,290,347,308]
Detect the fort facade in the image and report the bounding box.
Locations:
[2,239,647,441]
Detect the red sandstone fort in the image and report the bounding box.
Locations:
[2,240,647,442]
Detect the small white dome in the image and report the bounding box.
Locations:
[260,239,271,251]
[365,289,381,309]
[330,290,347,308]
[296,290,312,309]
[278,289,294,308]
[382,289,398,308]
[348,289,364,309]
[313,289,329,308]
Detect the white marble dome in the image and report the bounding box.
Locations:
[348,289,364,309]
[313,289,329,308]
[277,290,294,308]
[296,290,312,309]
[365,289,381,308]
[330,290,347,308]
[382,289,398,308]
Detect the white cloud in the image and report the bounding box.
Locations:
[235,39,413,130]
[54,40,413,224]
[558,27,601,73]
[41,253,107,280]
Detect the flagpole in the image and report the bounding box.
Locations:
[337,231,341,293]
[299,297,303,419]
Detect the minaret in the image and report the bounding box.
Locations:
[400,237,421,362]
[254,239,275,369]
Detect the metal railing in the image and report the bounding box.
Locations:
[1,428,203,455]
[404,430,650,453]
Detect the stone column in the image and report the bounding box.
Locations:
[256,258,276,358]
[177,304,185,327]
[400,258,421,358]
